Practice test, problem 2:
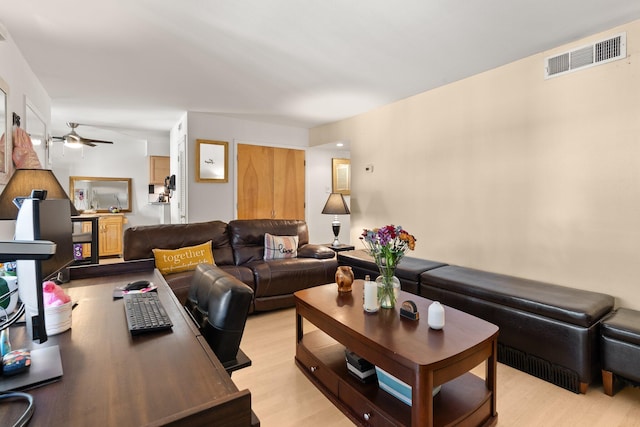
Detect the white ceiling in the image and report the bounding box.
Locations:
[2,0,640,138]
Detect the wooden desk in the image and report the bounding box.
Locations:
[295,281,499,427]
[0,262,254,426]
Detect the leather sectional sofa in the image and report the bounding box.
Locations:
[338,249,615,394]
[123,219,337,312]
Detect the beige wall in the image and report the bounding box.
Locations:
[310,20,640,310]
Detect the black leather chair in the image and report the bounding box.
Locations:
[185,263,254,374]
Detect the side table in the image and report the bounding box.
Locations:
[323,243,355,252]
[71,216,99,265]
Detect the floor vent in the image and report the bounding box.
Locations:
[497,343,581,393]
[545,32,626,78]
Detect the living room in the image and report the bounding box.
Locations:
[1,2,640,426]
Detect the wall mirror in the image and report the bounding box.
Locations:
[69,176,132,213]
[0,77,9,182]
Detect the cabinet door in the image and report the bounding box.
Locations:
[237,144,275,219]
[81,221,93,258]
[273,147,305,220]
[99,216,124,257]
[149,156,170,185]
[237,144,305,220]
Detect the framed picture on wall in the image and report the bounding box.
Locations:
[196,139,228,183]
[332,158,350,195]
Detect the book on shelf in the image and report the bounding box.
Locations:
[345,349,374,371]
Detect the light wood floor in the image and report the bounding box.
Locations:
[232,308,640,427]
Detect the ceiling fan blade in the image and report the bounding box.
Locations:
[77,133,113,144]
[82,138,113,144]
[54,122,115,146]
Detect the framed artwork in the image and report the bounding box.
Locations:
[332,158,350,195]
[196,139,228,183]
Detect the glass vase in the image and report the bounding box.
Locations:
[376,274,400,309]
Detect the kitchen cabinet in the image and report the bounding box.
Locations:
[149,156,170,185]
[81,214,125,257]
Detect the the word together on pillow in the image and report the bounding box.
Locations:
[152,241,215,275]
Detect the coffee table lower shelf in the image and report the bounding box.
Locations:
[296,330,494,427]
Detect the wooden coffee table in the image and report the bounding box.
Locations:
[295,281,499,427]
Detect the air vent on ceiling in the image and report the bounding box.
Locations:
[544,32,626,79]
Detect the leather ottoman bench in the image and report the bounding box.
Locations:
[337,249,447,295]
[601,308,640,396]
[420,265,614,393]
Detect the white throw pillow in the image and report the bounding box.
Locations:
[264,233,298,260]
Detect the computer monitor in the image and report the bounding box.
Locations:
[14,198,74,343]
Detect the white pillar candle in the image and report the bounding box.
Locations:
[428,301,445,329]
[363,276,378,312]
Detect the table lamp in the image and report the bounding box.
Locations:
[321,193,350,247]
[0,169,79,220]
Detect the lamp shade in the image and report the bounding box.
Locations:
[0,169,79,219]
[321,193,350,215]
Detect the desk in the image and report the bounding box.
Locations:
[0,262,254,426]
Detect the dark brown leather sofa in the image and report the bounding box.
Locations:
[337,250,615,394]
[123,219,337,312]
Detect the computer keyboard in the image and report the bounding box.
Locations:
[123,292,173,335]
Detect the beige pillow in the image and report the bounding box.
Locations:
[264,233,298,260]
[152,241,214,275]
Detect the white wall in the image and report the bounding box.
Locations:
[311,20,640,310]
[167,112,345,243]
[0,30,51,239]
[306,145,351,245]
[49,129,169,228]
[180,112,309,223]
[0,31,51,181]
[1,31,173,231]
[169,113,187,224]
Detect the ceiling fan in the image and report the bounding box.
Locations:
[52,122,114,147]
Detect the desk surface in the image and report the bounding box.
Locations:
[0,264,252,426]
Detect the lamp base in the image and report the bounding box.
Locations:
[331,219,341,247]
